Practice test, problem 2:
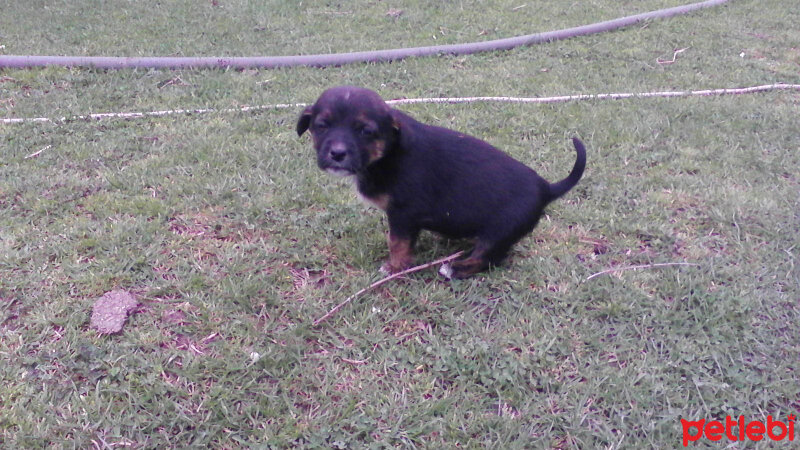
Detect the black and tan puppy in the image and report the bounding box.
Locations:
[297,86,586,279]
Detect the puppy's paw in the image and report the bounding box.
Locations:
[438,263,453,279]
[380,260,411,275]
[441,257,488,279]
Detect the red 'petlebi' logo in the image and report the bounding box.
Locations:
[681,414,796,446]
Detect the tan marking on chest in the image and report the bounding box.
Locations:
[357,191,390,210]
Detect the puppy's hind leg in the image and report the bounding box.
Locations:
[439,229,524,279]
[439,241,494,279]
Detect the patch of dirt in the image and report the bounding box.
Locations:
[90,290,138,334]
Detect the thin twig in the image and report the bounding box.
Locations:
[157,76,189,88]
[586,262,700,281]
[341,358,368,365]
[24,145,51,159]
[657,47,689,65]
[313,251,464,326]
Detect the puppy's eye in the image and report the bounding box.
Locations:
[314,121,329,131]
[360,127,376,138]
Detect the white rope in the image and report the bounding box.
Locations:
[2,84,798,125]
[387,84,800,105]
[0,103,308,125]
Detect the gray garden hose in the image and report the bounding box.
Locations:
[0,0,728,70]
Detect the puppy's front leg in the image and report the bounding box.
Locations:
[380,229,417,274]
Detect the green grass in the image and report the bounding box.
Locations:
[2,0,799,448]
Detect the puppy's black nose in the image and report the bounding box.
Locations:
[328,142,348,162]
[329,148,347,162]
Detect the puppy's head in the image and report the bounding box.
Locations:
[297,86,399,176]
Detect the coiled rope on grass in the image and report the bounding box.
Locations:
[0,0,729,70]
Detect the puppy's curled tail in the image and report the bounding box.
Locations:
[548,137,586,201]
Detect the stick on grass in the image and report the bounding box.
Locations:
[313,251,464,326]
[24,145,51,159]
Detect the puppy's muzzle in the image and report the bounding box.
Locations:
[318,139,358,176]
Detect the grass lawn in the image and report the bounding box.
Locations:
[2,0,799,447]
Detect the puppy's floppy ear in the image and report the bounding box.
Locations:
[296,106,313,136]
